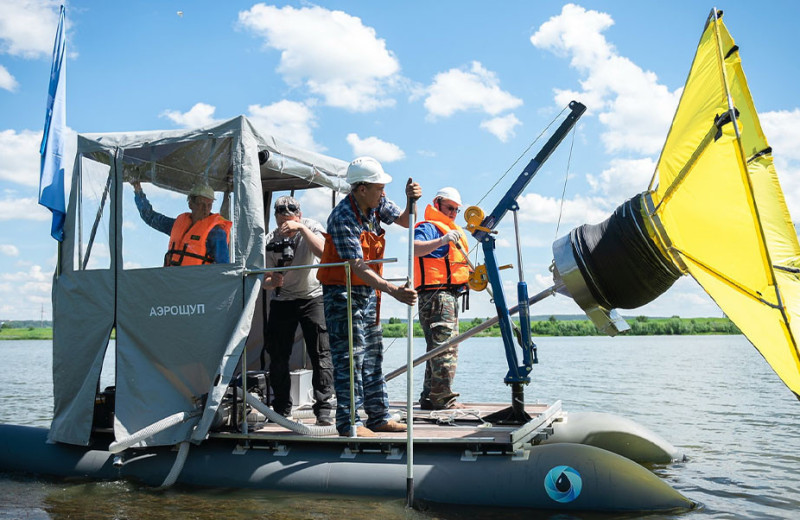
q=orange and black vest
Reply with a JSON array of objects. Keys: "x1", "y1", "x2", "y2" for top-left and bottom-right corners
[
  {"x1": 165, "y1": 213, "x2": 232, "y2": 266},
  {"x1": 414, "y1": 204, "x2": 470, "y2": 291},
  {"x1": 317, "y1": 194, "x2": 385, "y2": 286}
]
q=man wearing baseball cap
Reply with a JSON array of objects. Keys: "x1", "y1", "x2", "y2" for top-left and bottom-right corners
[
  {"x1": 317, "y1": 156, "x2": 421, "y2": 437},
  {"x1": 131, "y1": 180, "x2": 231, "y2": 266}
]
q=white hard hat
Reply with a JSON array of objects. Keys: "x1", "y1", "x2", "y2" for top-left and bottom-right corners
[
  {"x1": 188, "y1": 183, "x2": 215, "y2": 201},
  {"x1": 346, "y1": 156, "x2": 393, "y2": 185},
  {"x1": 435, "y1": 187, "x2": 462, "y2": 206}
]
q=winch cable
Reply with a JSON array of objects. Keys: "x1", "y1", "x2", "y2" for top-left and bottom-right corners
[
  {"x1": 554, "y1": 124, "x2": 578, "y2": 241},
  {"x1": 475, "y1": 105, "x2": 569, "y2": 207}
]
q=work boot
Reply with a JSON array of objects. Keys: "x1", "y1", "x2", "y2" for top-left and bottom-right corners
[
  {"x1": 371, "y1": 419, "x2": 407, "y2": 433},
  {"x1": 339, "y1": 425, "x2": 377, "y2": 437},
  {"x1": 315, "y1": 415, "x2": 334, "y2": 427}
]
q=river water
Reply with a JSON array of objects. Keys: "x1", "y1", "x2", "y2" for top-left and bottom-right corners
[{"x1": 1, "y1": 335, "x2": 798, "y2": 519}]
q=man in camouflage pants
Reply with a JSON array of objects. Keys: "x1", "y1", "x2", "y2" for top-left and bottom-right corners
[{"x1": 413, "y1": 187, "x2": 470, "y2": 410}]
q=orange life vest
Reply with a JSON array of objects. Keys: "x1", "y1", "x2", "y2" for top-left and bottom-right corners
[
  {"x1": 317, "y1": 195, "x2": 385, "y2": 286},
  {"x1": 414, "y1": 204, "x2": 470, "y2": 291},
  {"x1": 165, "y1": 213, "x2": 232, "y2": 266}
]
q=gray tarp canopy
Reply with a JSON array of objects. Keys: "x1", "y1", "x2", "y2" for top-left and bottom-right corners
[{"x1": 49, "y1": 116, "x2": 349, "y2": 446}]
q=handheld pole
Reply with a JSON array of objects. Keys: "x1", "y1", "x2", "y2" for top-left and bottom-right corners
[{"x1": 405, "y1": 178, "x2": 416, "y2": 508}]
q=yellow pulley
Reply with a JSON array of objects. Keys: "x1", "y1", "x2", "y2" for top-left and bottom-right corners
[
  {"x1": 463, "y1": 205, "x2": 490, "y2": 233},
  {"x1": 468, "y1": 263, "x2": 514, "y2": 292},
  {"x1": 469, "y1": 264, "x2": 488, "y2": 292}
]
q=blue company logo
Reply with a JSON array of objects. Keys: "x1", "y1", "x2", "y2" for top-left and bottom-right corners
[{"x1": 544, "y1": 465, "x2": 583, "y2": 503}]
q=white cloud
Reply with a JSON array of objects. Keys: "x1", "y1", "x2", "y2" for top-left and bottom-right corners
[
  {"x1": 531, "y1": 3, "x2": 679, "y2": 155},
  {"x1": 480, "y1": 113, "x2": 521, "y2": 142},
  {"x1": 346, "y1": 133, "x2": 405, "y2": 163},
  {"x1": 0, "y1": 63, "x2": 17, "y2": 91},
  {"x1": 0, "y1": 244, "x2": 19, "y2": 256},
  {"x1": 586, "y1": 157, "x2": 655, "y2": 199},
  {"x1": 761, "y1": 109, "x2": 800, "y2": 163},
  {"x1": 0, "y1": 0, "x2": 62, "y2": 58},
  {"x1": 0, "y1": 196, "x2": 49, "y2": 221},
  {"x1": 239, "y1": 4, "x2": 400, "y2": 112},
  {"x1": 1, "y1": 263, "x2": 48, "y2": 282},
  {"x1": 295, "y1": 187, "x2": 336, "y2": 227},
  {"x1": 424, "y1": 61, "x2": 522, "y2": 119},
  {"x1": 758, "y1": 110, "x2": 800, "y2": 219},
  {"x1": 160, "y1": 102, "x2": 216, "y2": 128},
  {"x1": 0, "y1": 264, "x2": 52, "y2": 319},
  {"x1": 517, "y1": 191, "x2": 610, "y2": 226},
  {"x1": 247, "y1": 100, "x2": 322, "y2": 151},
  {"x1": 0, "y1": 129, "x2": 41, "y2": 186}
]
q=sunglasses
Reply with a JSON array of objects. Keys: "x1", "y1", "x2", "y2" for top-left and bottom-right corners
[
  {"x1": 439, "y1": 202, "x2": 460, "y2": 214},
  {"x1": 275, "y1": 203, "x2": 299, "y2": 213}
]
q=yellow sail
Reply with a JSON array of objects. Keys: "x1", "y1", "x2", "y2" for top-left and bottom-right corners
[{"x1": 647, "y1": 10, "x2": 800, "y2": 398}]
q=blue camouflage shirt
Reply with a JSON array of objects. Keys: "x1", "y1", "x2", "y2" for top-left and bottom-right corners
[{"x1": 326, "y1": 193, "x2": 400, "y2": 295}]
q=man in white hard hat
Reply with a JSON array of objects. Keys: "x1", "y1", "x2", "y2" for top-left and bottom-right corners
[
  {"x1": 317, "y1": 156, "x2": 421, "y2": 437},
  {"x1": 413, "y1": 187, "x2": 470, "y2": 409},
  {"x1": 131, "y1": 180, "x2": 232, "y2": 265}
]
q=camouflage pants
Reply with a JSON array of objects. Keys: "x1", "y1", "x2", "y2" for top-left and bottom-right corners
[
  {"x1": 418, "y1": 289, "x2": 460, "y2": 409},
  {"x1": 323, "y1": 286, "x2": 391, "y2": 435}
]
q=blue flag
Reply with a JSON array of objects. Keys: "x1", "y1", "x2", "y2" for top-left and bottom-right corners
[{"x1": 39, "y1": 5, "x2": 67, "y2": 242}]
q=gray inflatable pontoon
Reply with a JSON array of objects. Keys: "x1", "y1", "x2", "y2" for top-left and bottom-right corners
[{"x1": 0, "y1": 410, "x2": 693, "y2": 512}]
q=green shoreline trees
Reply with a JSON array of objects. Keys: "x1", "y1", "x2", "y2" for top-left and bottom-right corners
[
  {"x1": 382, "y1": 315, "x2": 740, "y2": 338},
  {"x1": 1, "y1": 316, "x2": 741, "y2": 340}
]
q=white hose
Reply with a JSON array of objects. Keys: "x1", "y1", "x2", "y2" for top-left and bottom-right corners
[
  {"x1": 245, "y1": 393, "x2": 337, "y2": 437},
  {"x1": 109, "y1": 410, "x2": 199, "y2": 454},
  {"x1": 159, "y1": 441, "x2": 190, "y2": 489}
]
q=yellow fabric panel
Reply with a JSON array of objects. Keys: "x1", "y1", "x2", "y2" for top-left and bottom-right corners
[
  {"x1": 652, "y1": 14, "x2": 800, "y2": 396},
  {"x1": 690, "y1": 264, "x2": 800, "y2": 395},
  {"x1": 653, "y1": 19, "x2": 727, "y2": 193}
]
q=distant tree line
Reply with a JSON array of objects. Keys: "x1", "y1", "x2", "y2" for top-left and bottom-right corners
[
  {"x1": 382, "y1": 315, "x2": 741, "y2": 338},
  {"x1": 0, "y1": 320, "x2": 52, "y2": 329}
]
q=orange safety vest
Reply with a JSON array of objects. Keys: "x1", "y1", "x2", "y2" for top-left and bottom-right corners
[
  {"x1": 414, "y1": 204, "x2": 470, "y2": 291},
  {"x1": 317, "y1": 195, "x2": 385, "y2": 286},
  {"x1": 165, "y1": 213, "x2": 232, "y2": 266}
]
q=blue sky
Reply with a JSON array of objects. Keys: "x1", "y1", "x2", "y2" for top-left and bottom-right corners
[{"x1": 2, "y1": 1, "x2": 800, "y2": 322}]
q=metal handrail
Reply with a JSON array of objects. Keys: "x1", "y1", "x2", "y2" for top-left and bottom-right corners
[{"x1": 243, "y1": 257, "x2": 397, "y2": 438}]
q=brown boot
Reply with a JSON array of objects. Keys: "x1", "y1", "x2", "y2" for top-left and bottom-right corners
[
  {"x1": 339, "y1": 425, "x2": 377, "y2": 438},
  {"x1": 371, "y1": 419, "x2": 407, "y2": 433}
]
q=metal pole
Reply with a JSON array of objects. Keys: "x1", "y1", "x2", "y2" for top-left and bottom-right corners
[
  {"x1": 346, "y1": 263, "x2": 356, "y2": 437},
  {"x1": 405, "y1": 184, "x2": 416, "y2": 508},
  {"x1": 385, "y1": 283, "x2": 562, "y2": 382}
]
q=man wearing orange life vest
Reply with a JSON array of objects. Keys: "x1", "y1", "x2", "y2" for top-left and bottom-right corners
[
  {"x1": 131, "y1": 181, "x2": 231, "y2": 266},
  {"x1": 413, "y1": 187, "x2": 470, "y2": 410},
  {"x1": 316, "y1": 156, "x2": 420, "y2": 437}
]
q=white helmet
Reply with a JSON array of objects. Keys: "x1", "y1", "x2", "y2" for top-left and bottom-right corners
[
  {"x1": 346, "y1": 156, "x2": 393, "y2": 185},
  {"x1": 435, "y1": 187, "x2": 462, "y2": 206}
]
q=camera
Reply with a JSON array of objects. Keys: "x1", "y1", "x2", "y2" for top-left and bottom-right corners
[
  {"x1": 266, "y1": 238, "x2": 295, "y2": 265},
  {"x1": 266, "y1": 238, "x2": 296, "y2": 296}
]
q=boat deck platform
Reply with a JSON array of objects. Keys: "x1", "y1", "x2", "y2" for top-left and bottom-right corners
[{"x1": 209, "y1": 400, "x2": 563, "y2": 452}]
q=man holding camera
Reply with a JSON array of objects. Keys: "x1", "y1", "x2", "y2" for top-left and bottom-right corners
[{"x1": 263, "y1": 196, "x2": 334, "y2": 426}]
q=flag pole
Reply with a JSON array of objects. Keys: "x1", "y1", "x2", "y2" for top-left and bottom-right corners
[{"x1": 39, "y1": 4, "x2": 67, "y2": 242}]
